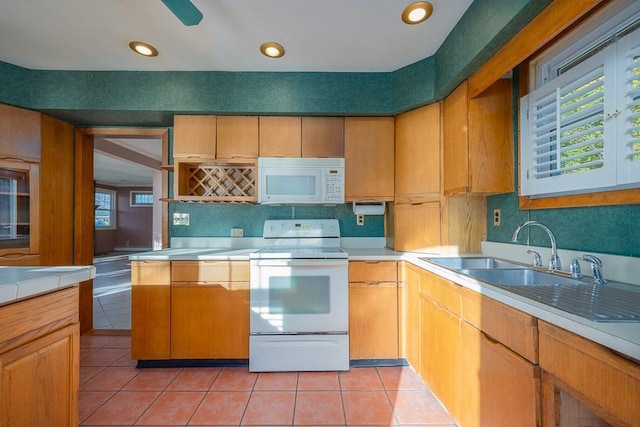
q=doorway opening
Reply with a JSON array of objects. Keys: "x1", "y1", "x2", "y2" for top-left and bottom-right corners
[{"x1": 75, "y1": 128, "x2": 169, "y2": 333}]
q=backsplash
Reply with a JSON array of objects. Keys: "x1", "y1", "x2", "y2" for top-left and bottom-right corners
[
  {"x1": 169, "y1": 203, "x2": 384, "y2": 238},
  {"x1": 486, "y1": 192, "x2": 640, "y2": 257}
]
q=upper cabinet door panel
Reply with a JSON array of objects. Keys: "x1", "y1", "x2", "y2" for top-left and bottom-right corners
[
  {"x1": 216, "y1": 116, "x2": 259, "y2": 159},
  {"x1": 301, "y1": 117, "x2": 344, "y2": 158},
  {"x1": 173, "y1": 115, "x2": 217, "y2": 158},
  {"x1": 0, "y1": 104, "x2": 41, "y2": 162},
  {"x1": 442, "y1": 80, "x2": 513, "y2": 195},
  {"x1": 443, "y1": 82, "x2": 470, "y2": 195},
  {"x1": 344, "y1": 117, "x2": 395, "y2": 201},
  {"x1": 259, "y1": 117, "x2": 302, "y2": 157},
  {"x1": 395, "y1": 103, "x2": 441, "y2": 200}
]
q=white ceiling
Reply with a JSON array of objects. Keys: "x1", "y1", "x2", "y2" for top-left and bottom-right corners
[
  {"x1": 0, "y1": 0, "x2": 473, "y2": 72},
  {"x1": 0, "y1": 0, "x2": 473, "y2": 186}
]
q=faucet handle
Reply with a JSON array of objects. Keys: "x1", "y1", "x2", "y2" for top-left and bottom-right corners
[
  {"x1": 582, "y1": 254, "x2": 606, "y2": 284},
  {"x1": 527, "y1": 250, "x2": 542, "y2": 268},
  {"x1": 570, "y1": 257, "x2": 583, "y2": 279}
]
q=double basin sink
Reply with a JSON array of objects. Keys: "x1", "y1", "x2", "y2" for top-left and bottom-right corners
[{"x1": 422, "y1": 256, "x2": 640, "y2": 323}]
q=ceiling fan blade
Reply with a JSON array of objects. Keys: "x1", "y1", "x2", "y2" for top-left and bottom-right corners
[{"x1": 161, "y1": 0, "x2": 203, "y2": 26}]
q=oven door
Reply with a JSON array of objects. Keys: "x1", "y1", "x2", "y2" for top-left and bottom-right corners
[{"x1": 250, "y1": 258, "x2": 348, "y2": 334}]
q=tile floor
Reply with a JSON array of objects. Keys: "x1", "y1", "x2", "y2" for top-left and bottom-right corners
[
  {"x1": 93, "y1": 255, "x2": 133, "y2": 330},
  {"x1": 80, "y1": 335, "x2": 458, "y2": 426}
]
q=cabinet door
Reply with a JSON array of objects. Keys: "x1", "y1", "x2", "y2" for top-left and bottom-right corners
[
  {"x1": 468, "y1": 78, "x2": 513, "y2": 194},
  {"x1": 259, "y1": 116, "x2": 302, "y2": 157},
  {"x1": 0, "y1": 104, "x2": 41, "y2": 162},
  {"x1": 443, "y1": 80, "x2": 513, "y2": 195},
  {"x1": 0, "y1": 324, "x2": 79, "y2": 427},
  {"x1": 395, "y1": 103, "x2": 441, "y2": 200},
  {"x1": 349, "y1": 282, "x2": 398, "y2": 358},
  {"x1": 420, "y1": 293, "x2": 461, "y2": 422},
  {"x1": 301, "y1": 117, "x2": 344, "y2": 158},
  {"x1": 402, "y1": 262, "x2": 422, "y2": 371},
  {"x1": 131, "y1": 261, "x2": 171, "y2": 359},
  {"x1": 393, "y1": 201, "x2": 441, "y2": 252},
  {"x1": 539, "y1": 321, "x2": 640, "y2": 426},
  {"x1": 216, "y1": 116, "x2": 259, "y2": 159},
  {"x1": 173, "y1": 115, "x2": 217, "y2": 158},
  {"x1": 442, "y1": 81, "x2": 470, "y2": 195},
  {"x1": 461, "y1": 321, "x2": 540, "y2": 427},
  {"x1": 349, "y1": 261, "x2": 398, "y2": 359},
  {"x1": 344, "y1": 117, "x2": 395, "y2": 201},
  {"x1": 171, "y1": 283, "x2": 249, "y2": 359}
]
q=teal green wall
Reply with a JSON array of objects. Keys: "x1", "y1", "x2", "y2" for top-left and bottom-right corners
[
  {"x1": 169, "y1": 203, "x2": 385, "y2": 238},
  {"x1": 485, "y1": 77, "x2": 640, "y2": 257},
  {"x1": 0, "y1": 0, "x2": 552, "y2": 126}
]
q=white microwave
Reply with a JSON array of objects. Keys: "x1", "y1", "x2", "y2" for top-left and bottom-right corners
[{"x1": 258, "y1": 157, "x2": 345, "y2": 204}]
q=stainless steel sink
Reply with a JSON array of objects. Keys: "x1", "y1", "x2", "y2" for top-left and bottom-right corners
[
  {"x1": 422, "y1": 256, "x2": 526, "y2": 270},
  {"x1": 459, "y1": 268, "x2": 584, "y2": 286},
  {"x1": 460, "y1": 268, "x2": 640, "y2": 323}
]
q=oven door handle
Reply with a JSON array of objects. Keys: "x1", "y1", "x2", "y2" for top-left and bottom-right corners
[{"x1": 251, "y1": 259, "x2": 347, "y2": 268}]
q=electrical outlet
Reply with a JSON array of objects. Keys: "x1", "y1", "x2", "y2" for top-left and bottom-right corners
[
  {"x1": 493, "y1": 209, "x2": 501, "y2": 227},
  {"x1": 173, "y1": 212, "x2": 189, "y2": 226},
  {"x1": 356, "y1": 214, "x2": 365, "y2": 226},
  {"x1": 230, "y1": 227, "x2": 244, "y2": 237}
]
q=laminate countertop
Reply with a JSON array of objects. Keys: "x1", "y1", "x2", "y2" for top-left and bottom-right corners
[{"x1": 0, "y1": 266, "x2": 96, "y2": 306}]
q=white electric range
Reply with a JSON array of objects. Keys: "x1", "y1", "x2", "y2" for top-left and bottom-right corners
[{"x1": 249, "y1": 219, "x2": 349, "y2": 372}]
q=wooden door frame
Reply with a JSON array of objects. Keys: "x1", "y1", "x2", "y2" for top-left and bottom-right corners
[{"x1": 75, "y1": 127, "x2": 169, "y2": 333}]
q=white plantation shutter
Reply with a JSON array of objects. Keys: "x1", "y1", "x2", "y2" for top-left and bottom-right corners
[
  {"x1": 520, "y1": 47, "x2": 616, "y2": 196},
  {"x1": 617, "y1": 28, "x2": 640, "y2": 184}
]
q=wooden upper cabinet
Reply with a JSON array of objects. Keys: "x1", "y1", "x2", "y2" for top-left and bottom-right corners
[
  {"x1": 395, "y1": 103, "x2": 441, "y2": 201},
  {"x1": 216, "y1": 116, "x2": 259, "y2": 159},
  {"x1": 344, "y1": 117, "x2": 395, "y2": 201},
  {"x1": 301, "y1": 117, "x2": 344, "y2": 158},
  {"x1": 0, "y1": 104, "x2": 41, "y2": 162},
  {"x1": 442, "y1": 79, "x2": 513, "y2": 195},
  {"x1": 173, "y1": 115, "x2": 217, "y2": 158},
  {"x1": 259, "y1": 116, "x2": 302, "y2": 157}
]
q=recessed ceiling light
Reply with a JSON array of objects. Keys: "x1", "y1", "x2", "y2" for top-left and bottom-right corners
[
  {"x1": 402, "y1": 1, "x2": 433, "y2": 25},
  {"x1": 260, "y1": 42, "x2": 285, "y2": 58},
  {"x1": 129, "y1": 41, "x2": 158, "y2": 57}
]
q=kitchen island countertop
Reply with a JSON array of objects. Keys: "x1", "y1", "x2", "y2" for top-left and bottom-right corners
[{"x1": 0, "y1": 265, "x2": 96, "y2": 305}]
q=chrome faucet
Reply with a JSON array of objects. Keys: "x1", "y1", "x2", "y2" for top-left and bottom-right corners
[
  {"x1": 512, "y1": 221, "x2": 561, "y2": 271},
  {"x1": 571, "y1": 254, "x2": 606, "y2": 284}
]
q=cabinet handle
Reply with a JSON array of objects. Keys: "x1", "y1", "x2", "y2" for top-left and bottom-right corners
[{"x1": 0, "y1": 156, "x2": 28, "y2": 163}]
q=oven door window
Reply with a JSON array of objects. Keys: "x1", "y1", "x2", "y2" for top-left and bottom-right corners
[{"x1": 268, "y1": 275, "x2": 330, "y2": 314}]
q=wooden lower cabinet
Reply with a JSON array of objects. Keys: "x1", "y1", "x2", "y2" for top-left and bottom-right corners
[
  {"x1": 460, "y1": 321, "x2": 540, "y2": 427},
  {"x1": 401, "y1": 261, "x2": 422, "y2": 371},
  {"x1": 420, "y1": 292, "x2": 462, "y2": 421},
  {"x1": 170, "y1": 261, "x2": 250, "y2": 359},
  {"x1": 349, "y1": 261, "x2": 398, "y2": 359},
  {"x1": 131, "y1": 261, "x2": 171, "y2": 360},
  {"x1": 0, "y1": 286, "x2": 79, "y2": 426},
  {"x1": 539, "y1": 321, "x2": 640, "y2": 426}
]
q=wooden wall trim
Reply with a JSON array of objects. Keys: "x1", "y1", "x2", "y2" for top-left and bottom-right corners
[
  {"x1": 519, "y1": 188, "x2": 640, "y2": 210},
  {"x1": 467, "y1": 0, "x2": 607, "y2": 98}
]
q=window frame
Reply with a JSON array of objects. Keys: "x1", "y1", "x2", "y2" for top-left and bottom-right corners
[
  {"x1": 129, "y1": 190, "x2": 154, "y2": 207},
  {"x1": 518, "y1": 2, "x2": 640, "y2": 204},
  {"x1": 95, "y1": 188, "x2": 117, "y2": 230}
]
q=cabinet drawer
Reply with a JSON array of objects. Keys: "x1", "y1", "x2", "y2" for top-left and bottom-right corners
[
  {"x1": 131, "y1": 261, "x2": 171, "y2": 285},
  {"x1": 539, "y1": 321, "x2": 640, "y2": 426},
  {"x1": 461, "y1": 287, "x2": 538, "y2": 363},
  {"x1": 171, "y1": 261, "x2": 250, "y2": 283},
  {"x1": 420, "y1": 270, "x2": 461, "y2": 317},
  {"x1": 349, "y1": 261, "x2": 397, "y2": 282}
]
